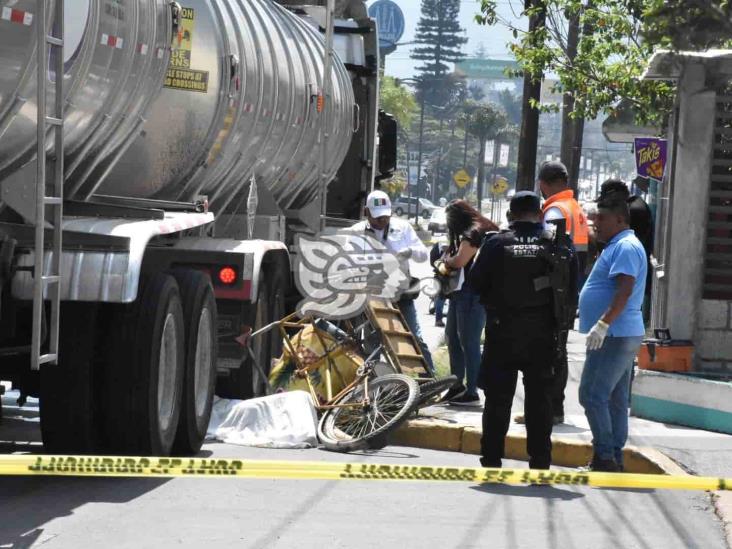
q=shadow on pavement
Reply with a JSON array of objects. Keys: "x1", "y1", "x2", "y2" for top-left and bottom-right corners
[
  {"x1": 470, "y1": 483, "x2": 585, "y2": 500},
  {"x1": 0, "y1": 476, "x2": 170, "y2": 548}
]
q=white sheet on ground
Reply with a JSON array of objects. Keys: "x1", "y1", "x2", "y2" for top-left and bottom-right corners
[{"x1": 207, "y1": 391, "x2": 319, "y2": 448}]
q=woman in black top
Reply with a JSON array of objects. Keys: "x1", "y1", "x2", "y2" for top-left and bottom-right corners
[{"x1": 438, "y1": 200, "x2": 498, "y2": 405}]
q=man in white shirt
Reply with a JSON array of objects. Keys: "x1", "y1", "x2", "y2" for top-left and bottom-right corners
[{"x1": 350, "y1": 190, "x2": 434, "y2": 372}]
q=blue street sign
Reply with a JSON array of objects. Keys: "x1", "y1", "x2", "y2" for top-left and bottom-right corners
[{"x1": 368, "y1": 0, "x2": 405, "y2": 49}]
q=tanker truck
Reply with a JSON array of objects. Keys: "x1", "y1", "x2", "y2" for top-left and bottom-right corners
[{"x1": 0, "y1": 0, "x2": 395, "y2": 456}]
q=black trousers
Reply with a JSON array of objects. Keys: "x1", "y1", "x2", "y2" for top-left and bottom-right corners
[
  {"x1": 478, "y1": 316, "x2": 555, "y2": 469},
  {"x1": 481, "y1": 364, "x2": 554, "y2": 469}
]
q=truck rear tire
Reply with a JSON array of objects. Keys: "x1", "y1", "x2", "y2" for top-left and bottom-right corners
[
  {"x1": 170, "y1": 269, "x2": 217, "y2": 455},
  {"x1": 216, "y1": 261, "x2": 286, "y2": 399},
  {"x1": 40, "y1": 303, "x2": 102, "y2": 454},
  {"x1": 99, "y1": 272, "x2": 185, "y2": 456}
]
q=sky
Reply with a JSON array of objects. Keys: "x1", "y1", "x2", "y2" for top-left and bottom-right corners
[{"x1": 367, "y1": 0, "x2": 527, "y2": 80}]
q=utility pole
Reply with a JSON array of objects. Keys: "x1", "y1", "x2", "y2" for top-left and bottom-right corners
[
  {"x1": 414, "y1": 87, "x2": 427, "y2": 222},
  {"x1": 432, "y1": 116, "x2": 445, "y2": 202},
  {"x1": 477, "y1": 138, "x2": 486, "y2": 212},
  {"x1": 515, "y1": 0, "x2": 547, "y2": 191}
]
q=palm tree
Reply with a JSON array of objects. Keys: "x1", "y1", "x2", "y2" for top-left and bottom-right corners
[{"x1": 463, "y1": 104, "x2": 510, "y2": 211}]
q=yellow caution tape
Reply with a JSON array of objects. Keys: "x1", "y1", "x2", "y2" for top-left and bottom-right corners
[{"x1": 0, "y1": 455, "x2": 729, "y2": 491}]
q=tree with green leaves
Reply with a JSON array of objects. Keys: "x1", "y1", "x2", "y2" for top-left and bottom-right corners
[
  {"x1": 379, "y1": 76, "x2": 417, "y2": 129},
  {"x1": 643, "y1": 1, "x2": 732, "y2": 50},
  {"x1": 477, "y1": 0, "x2": 678, "y2": 126},
  {"x1": 463, "y1": 104, "x2": 511, "y2": 209},
  {"x1": 412, "y1": 0, "x2": 468, "y2": 106}
]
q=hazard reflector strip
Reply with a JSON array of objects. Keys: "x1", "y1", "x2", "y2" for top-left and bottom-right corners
[
  {"x1": 1, "y1": 7, "x2": 33, "y2": 25},
  {"x1": 101, "y1": 33, "x2": 124, "y2": 49},
  {"x1": 0, "y1": 455, "x2": 730, "y2": 492}
]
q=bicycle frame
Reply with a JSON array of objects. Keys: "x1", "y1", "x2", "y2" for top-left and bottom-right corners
[{"x1": 266, "y1": 315, "x2": 382, "y2": 413}]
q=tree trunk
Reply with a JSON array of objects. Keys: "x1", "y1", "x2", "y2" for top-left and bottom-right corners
[
  {"x1": 560, "y1": 10, "x2": 580, "y2": 192},
  {"x1": 477, "y1": 138, "x2": 486, "y2": 212},
  {"x1": 515, "y1": 5, "x2": 546, "y2": 191}
]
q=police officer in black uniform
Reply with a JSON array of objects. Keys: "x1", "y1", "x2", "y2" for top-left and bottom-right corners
[{"x1": 466, "y1": 191, "x2": 576, "y2": 469}]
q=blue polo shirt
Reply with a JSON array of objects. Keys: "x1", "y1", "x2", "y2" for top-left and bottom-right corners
[{"x1": 579, "y1": 229, "x2": 647, "y2": 337}]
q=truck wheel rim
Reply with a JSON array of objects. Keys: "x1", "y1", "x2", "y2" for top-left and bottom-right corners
[
  {"x1": 158, "y1": 313, "x2": 179, "y2": 432},
  {"x1": 194, "y1": 307, "x2": 213, "y2": 416}
]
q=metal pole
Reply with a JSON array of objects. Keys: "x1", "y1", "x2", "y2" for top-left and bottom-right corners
[
  {"x1": 433, "y1": 116, "x2": 444, "y2": 203},
  {"x1": 405, "y1": 137, "x2": 411, "y2": 193},
  {"x1": 319, "y1": 0, "x2": 335, "y2": 232},
  {"x1": 414, "y1": 89, "x2": 426, "y2": 222}
]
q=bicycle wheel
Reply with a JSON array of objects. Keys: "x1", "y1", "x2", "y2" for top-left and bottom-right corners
[
  {"x1": 416, "y1": 375, "x2": 459, "y2": 408},
  {"x1": 317, "y1": 374, "x2": 420, "y2": 452}
]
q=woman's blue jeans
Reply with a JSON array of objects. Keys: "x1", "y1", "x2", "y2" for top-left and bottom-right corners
[
  {"x1": 446, "y1": 289, "x2": 486, "y2": 397},
  {"x1": 579, "y1": 335, "x2": 643, "y2": 465}
]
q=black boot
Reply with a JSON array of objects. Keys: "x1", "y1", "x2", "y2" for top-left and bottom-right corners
[{"x1": 583, "y1": 455, "x2": 620, "y2": 472}]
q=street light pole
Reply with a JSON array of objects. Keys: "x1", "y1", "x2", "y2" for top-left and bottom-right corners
[{"x1": 414, "y1": 88, "x2": 426, "y2": 223}]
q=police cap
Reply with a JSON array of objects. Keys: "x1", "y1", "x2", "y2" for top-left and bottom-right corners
[{"x1": 510, "y1": 191, "x2": 542, "y2": 215}]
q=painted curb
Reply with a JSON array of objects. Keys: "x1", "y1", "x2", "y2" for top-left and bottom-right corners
[
  {"x1": 394, "y1": 419, "x2": 668, "y2": 474},
  {"x1": 394, "y1": 418, "x2": 732, "y2": 548}
]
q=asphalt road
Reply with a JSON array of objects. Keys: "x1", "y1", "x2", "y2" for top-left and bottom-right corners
[{"x1": 0, "y1": 392, "x2": 727, "y2": 549}]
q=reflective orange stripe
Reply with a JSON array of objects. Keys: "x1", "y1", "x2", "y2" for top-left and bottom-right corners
[{"x1": 542, "y1": 189, "x2": 588, "y2": 250}]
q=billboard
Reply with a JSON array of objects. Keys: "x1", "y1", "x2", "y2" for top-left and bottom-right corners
[{"x1": 454, "y1": 58, "x2": 520, "y2": 80}]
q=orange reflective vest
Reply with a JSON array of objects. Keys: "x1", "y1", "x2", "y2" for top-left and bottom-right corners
[{"x1": 542, "y1": 189, "x2": 589, "y2": 252}]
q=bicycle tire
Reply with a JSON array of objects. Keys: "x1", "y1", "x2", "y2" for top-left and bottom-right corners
[
  {"x1": 416, "y1": 375, "x2": 459, "y2": 408},
  {"x1": 317, "y1": 374, "x2": 420, "y2": 453}
]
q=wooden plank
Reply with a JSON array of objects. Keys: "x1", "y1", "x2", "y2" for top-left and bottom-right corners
[{"x1": 363, "y1": 298, "x2": 431, "y2": 377}]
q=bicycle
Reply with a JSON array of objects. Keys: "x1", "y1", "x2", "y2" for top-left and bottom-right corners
[
  {"x1": 341, "y1": 305, "x2": 459, "y2": 410},
  {"x1": 243, "y1": 314, "x2": 421, "y2": 453}
]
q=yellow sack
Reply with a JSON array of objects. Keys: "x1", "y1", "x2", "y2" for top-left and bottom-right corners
[{"x1": 269, "y1": 324, "x2": 363, "y2": 405}]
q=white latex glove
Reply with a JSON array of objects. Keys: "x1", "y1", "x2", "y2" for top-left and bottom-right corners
[{"x1": 586, "y1": 320, "x2": 609, "y2": 351}]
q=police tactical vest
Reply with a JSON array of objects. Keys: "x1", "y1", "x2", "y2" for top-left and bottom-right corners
[{"x1": 487, "y1": 230, "x2": 554, "y2": 312}]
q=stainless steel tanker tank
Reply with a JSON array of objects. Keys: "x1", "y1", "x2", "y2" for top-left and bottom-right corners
[{"x1": 0, "y1": 0, "x2": 355, "y2": 217}]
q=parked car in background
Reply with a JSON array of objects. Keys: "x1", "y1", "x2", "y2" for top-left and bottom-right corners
[
  {"x1": 392, "y1": 196, "x2": 438, "y2": 218},
  {"x1": 428, "y1": 208, "x2": 447, "y2": 234}
]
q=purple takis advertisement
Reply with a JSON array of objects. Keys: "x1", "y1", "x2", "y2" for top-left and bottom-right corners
[{"x1": 634, "y1": 138, "x2": 667, "y2": 180}]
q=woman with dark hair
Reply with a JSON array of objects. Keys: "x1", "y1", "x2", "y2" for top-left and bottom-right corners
[{"x1": 437, "y1": 200, "x2": 499, "y2": 405}]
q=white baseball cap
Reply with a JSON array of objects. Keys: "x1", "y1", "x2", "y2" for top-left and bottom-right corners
[{"x1": 365, "y1": 190, "x2": 392, "y2": 218}]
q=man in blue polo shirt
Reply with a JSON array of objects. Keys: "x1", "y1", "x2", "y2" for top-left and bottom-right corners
[{"x1": 578, "y1": 196, "x2": 647, "y2": 472}]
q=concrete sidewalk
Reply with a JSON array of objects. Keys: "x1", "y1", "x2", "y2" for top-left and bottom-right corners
[
  {"x1": 407, "y1": 258, "x2": 732, "y2": 543},
  {"x1": 409, "y1": 256, "x2": 732, "y2": 475}
]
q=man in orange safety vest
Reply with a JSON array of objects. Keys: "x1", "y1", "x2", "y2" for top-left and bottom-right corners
[{"x1": 539, "y1": 161, "x2": 586, "y2": 425}]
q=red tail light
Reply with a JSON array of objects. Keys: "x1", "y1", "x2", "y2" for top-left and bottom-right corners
[{"x1": 218, "y1": 266, "x2": 237, "y2": 285}]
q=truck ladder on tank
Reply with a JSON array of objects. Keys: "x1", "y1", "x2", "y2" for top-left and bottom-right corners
[{"x1": 31, "y1": 0, "x2": 65, "y2": 370}]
